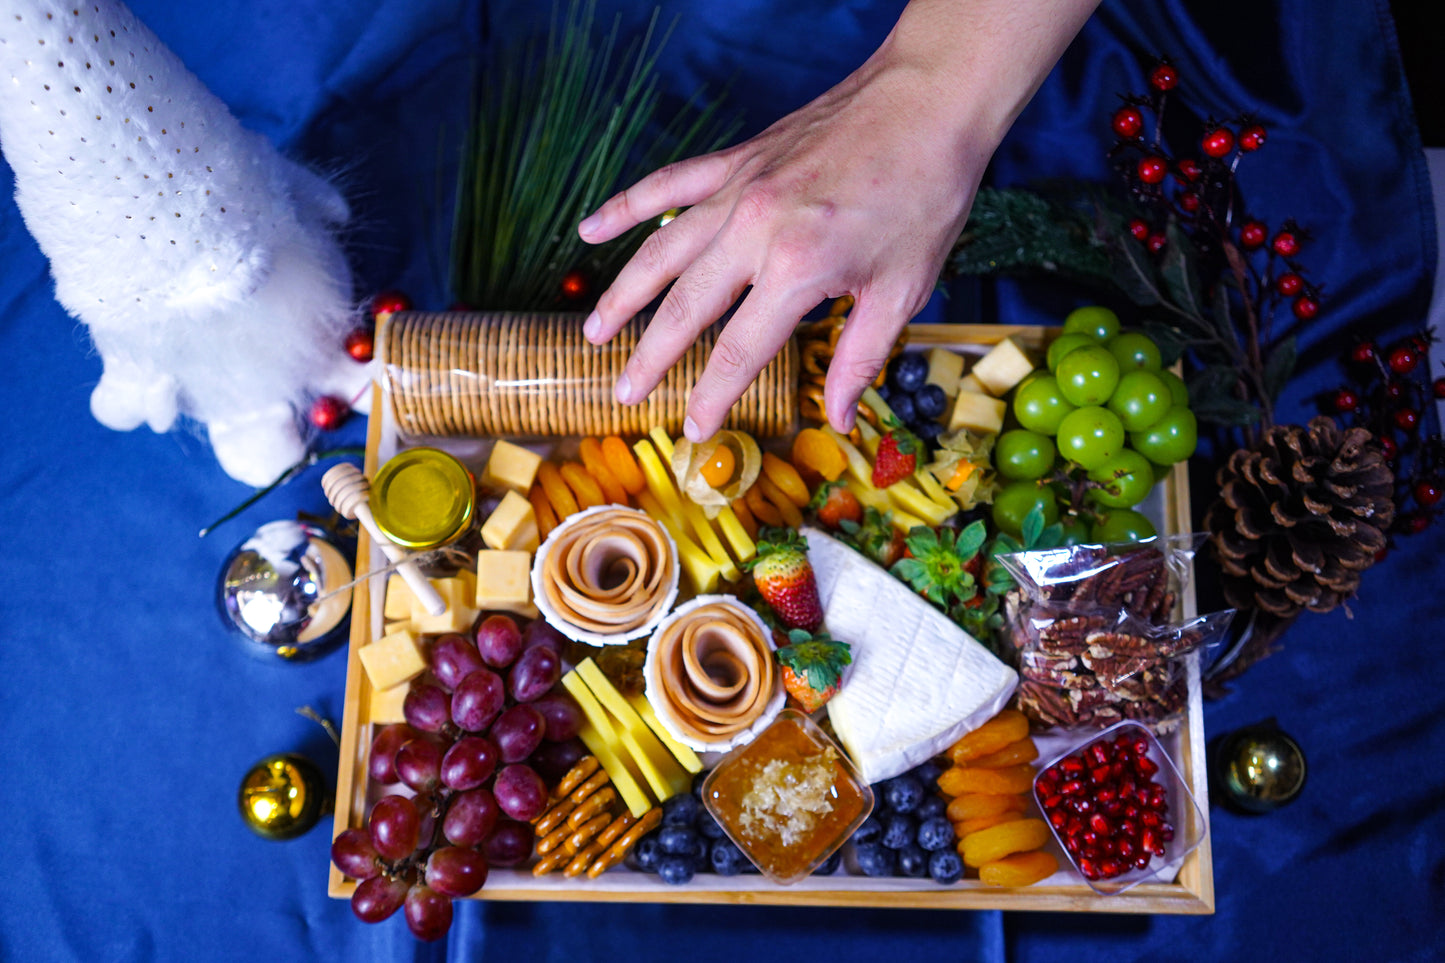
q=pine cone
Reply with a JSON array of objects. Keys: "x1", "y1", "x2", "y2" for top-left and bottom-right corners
[{"x1": 1205, "y1": 416, "x2": 1395, "y2": 618}]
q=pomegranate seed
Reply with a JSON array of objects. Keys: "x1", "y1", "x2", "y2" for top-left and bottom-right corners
[
  {"x1": 1066, "y1": 816, "x2": 1084, "y2": 837},
  {"x1": 1160, "y1": 823, "x2": 1175, "y2": 842},
  {"x1": 1100, "y1": 858, "x2": 1124, "y2": 878},
  {"x1": 1140, "y1": 828, "x2": 1159, "y2": 854},
  {"x1": 1119, "y1": 778, "x2": 1137, "y2": 801},
  {"x1": 1131, "y1": 736, "x2": 1150, "y2": 756},
  {"x1": 1079, "y1": 858, "x2": 1100, "y2": 881},
  {"x1": 1061, "y1": 779, "x2": 1085, "y2": 796},
  {"x1": 1118, "y1": 818, "x2": 1139, "y2": 840},
  {"x1": 1103, "y1": 799, "x2": 1125, "y2": 817},
  {"x1": 1149, "y1": 785, "x2": 1168, "y2": 810},
  {"x1": 1141, "y1": 811, "x2": 1162, "y2": 828},
  {"x1": 1137, "y1": 756, "x2": 1159, "y2": 777},
  {"x1": 1089, "y1": 814, "x2": 1112, "y2": 836},
  {"x1": 1123, "y1": 805, "x2": 1140, "y2": 822},
  {"x1": 1080, "y1": 830, "x2": 1098, "y2": 849},
  {"x1": 1042, "y1": 794, "x2": 1064, "y2": 811},
  {"x1": 1089, "y1": 743, "x2": 1111, "y2": 767},
  {"x1": 1061, "y1": 757, "x2": 1085, "y2": 775},
  {"x1": 1097, "y1": 838, "x2": 1115, "y2": 857},
  {"x1": 1040, "y1": 764, "x2": 1063, "y2": 781},
  {"x1": 1072, "y1": 797, "x2": 1094, "y2": 815},
  {"x1": 1117, "y1": 838, "x2": 1136, "y2": 860},
  {"x1": 1134, "y1": 853, "x2": 1153, "y2": 871},
  {"x1": 1065, "y1": 835, "x2": 1083, "y2": 855},
  {"x1": 1090, "y1": 765, "x2": 1112, "y2": 785},
  {"x1": 1095, "y1": 788, "x2": 1115, "y2": 807},
  {"x1": 1049, "y1": 810, "x2": 1067, "y2": 830}
]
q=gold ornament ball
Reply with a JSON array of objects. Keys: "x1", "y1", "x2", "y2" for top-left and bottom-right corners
[
  {"x1": 1216, "y1": 724, "x2": 1307, "y2": 813},
  {"x1": 238, "y1": 753, "x2": 330, "y2": 840}
]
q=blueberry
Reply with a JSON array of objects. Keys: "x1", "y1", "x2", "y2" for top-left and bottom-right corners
[
  {"x1": 917, "y1": 816, "x2": 954, "y2": 852},
  {"x1": 910, "y1": 759, "x2": 945, "y2": 785},
  {"x1": 889, "y1": 353, "x2": 929, "y2": 394},
  {"x1": 658, "y1": 824, "x2": 700, "y2": 857},
  {"x1": 631, "y1": 835, "x2": 662, "y2": 873},
  {"x1": 881, "y1": 813, "x2": 915, "y2": 850},
  {"x1": 657, "y1": 854, "x2": 696, "y2": 886},
  {"x1": 877, "y1": 383, "x2": 894, "y2": 404},
  {"x1": 695, "y1": 810, "x2": 726, "y2": 840},
  {"x1": 663, "y1": 792, "x2": 702, "y2": 826},
  {"x1": 854, "y1": 841, "x2": 897, "y2": 878},
  {"x1": 889, "y1": 393, "x2": 917, "y2": 425},
  {"x1": 914, "y1": 420, "x2": 944, "y2": 445},
  {"x1": 852, "y1": 814, "x2": 884, "y2": 845},
  {"x1": 897, "y1": 844, "x2": 929, "y2": 878},
  {"x1": 815, "y1": 849, "x2": 843, "y2": 876},
  {"x1": 915, "y1": 794, "x2": 947, "y2": 822},
  {"x1": 710, "y1": 838, "x2": 747, "y2": 876},
  {"x1": 914, "y1": 384, "x2": 947, "y2": 420},
  {"x1": 884, "y1": 775, "x2": 925, "y2": 814},
  {"x1": 928, "y1": 849, "x2": 965, "y2": 885}
]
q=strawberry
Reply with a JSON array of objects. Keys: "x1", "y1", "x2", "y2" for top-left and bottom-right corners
[
  {"x1": 871, "y1": 417, "x2": 920, "y2": 488},
  {"x1": 776, "y1": 629, "x2": 851, "y2": 713},
  {"x1": 743, "y1": 527, "x2": 823, "y2": 631},
  {"x1": 838, "y1": 506, "x2": 906, "y2": 567},
  {"x1": 810, "y1": 480, "x2": 863, "y2": 531}
]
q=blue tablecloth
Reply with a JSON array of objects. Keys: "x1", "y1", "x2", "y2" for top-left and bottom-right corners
[{"x1": 2, "y1": 1, "x2": 1441, "y2": 960}]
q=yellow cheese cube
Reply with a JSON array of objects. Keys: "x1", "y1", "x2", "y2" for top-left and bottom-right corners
[
  {"x1": 481, "y1": 490, "x2": 539, "y2": 552},
  {"x1": 969, "y1": 337, "x2": 1035, "y2": 397},
  {"x1": 358, "y1": 629, "x2": 427, "y2": 691},
  {"x1": 575, "y1": 659, "x2": 691, "y2": 802},
  {"x1": 948, "y1": 390, "x2": 1007, "y2": 435},
  {"x1": 367, "y1": 682, "x2": 409, "y2": 724},
  {"x1": 480, "y1": 439, "x2": 543, "y2": 495},
  {"x1": 957, "y1": 373, "x2": 987, "y2": 396},
  {"x1": 561, "y1": 672, "x2": 653, "y2": 817},
  {"x1": 926, "y1": 348, "x2": 966, "y2": 398},
  {"x1": 383, "y1": 574, "x2": 415, "y2": 621},
  {"x1": 412, "y1": 577, "x2": 478, "y2": 635},
  {"x1": 384, "y1": 618, "x2": 417, "y2": 636},
  {"x1": 474, "y1": 550, "x2": 534, "y2": 615}
]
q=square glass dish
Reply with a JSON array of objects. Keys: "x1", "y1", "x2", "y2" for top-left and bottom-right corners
[
  {"x1": 1033, "y1": 721, "x2": 1206, "y2": 896},
  {"x1": 700, "y1": 709, "x2": 874, "y2": 885}
]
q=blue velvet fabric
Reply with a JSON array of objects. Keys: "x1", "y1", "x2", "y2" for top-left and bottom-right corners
[{"x1": 1, "y1": 1, "x2": 1440, "y2": 961}]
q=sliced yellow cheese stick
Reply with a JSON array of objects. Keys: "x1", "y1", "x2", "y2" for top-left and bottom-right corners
[
  {"x1": 575, "y1": 659, "x2": 691, "y2": 801},
  {"x1": 560, "y1": 672, "x2": 653, "y2": 817},
  {"x1": 634, "y1": 490, "x2": 723, "y2": 594},
  {"x1": 624, "y1": 692, "x2": 704, "y2": 774}
]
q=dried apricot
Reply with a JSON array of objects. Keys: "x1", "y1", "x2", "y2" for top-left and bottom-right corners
[
  {"x1": 601, "y1": 436, "x2": 647, "y2": 495},
  {"x1": 790, "y1": 427, "x2": 847, "y2": 483},
  {"x1": 948, "y1": 709, "x2": 1031, "y2": 764},
  {"x1": 945, "y1": 792, "x2": 1028, "y2": 823},
  {"x1": 536, "y1": 461, "x2": 580, "y2": 519},
  {"x1": 729, "y1": 497, "x2": 759, "y2": 540},
  {"x1": 969, "y1": 737, "x2": 1039, "y2": 770},
  {"x1": 578, "y1": 438, "x2": 630, "y2": 505},
  {"x1": 528, "y1": 483, "x2": 559, "y2": 538},
  {"x1": 937, "y1": 764, "x2": 1036, "y2": 797},
  {"x1": 744, "y1": 484, "x2": 785, "y2": 527},
  {"x1": 755, "y1": 476, "x2": 804, "y2": 528},
  {"x1": 955, "y1": 810, "x2": 1024, "y2": 838},
  {"x1": 960, "y1": 818, "x2": 1050, "y2": 868},
  {"x1": 560, "y1": 462, "x2": 605, "y2": 509},
  {"x1": 761, "y1": 453, "x2": 810, "y2": 507},
  {"x1": 978, "y1": 850, "x2": 1059, "y2": 887}
]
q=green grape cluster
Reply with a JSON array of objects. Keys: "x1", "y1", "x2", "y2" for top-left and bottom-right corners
[{"x1": 992, "y1": 306, "x2": 1197, "y2": 542}]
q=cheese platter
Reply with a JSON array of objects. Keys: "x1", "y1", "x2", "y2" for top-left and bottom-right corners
[{"x1": 327, "y1": 318, "x2": 1215, "y2": 919}]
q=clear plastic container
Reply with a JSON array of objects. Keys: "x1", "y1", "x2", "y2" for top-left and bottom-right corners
[{"x1": 1032, "y1": 720, "x2": 1206, "y2": 896}]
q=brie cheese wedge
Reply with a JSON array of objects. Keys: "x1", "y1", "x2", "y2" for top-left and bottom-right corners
[{"x1": 804, "y1": 527, "x2": 1018, "y2": 785}]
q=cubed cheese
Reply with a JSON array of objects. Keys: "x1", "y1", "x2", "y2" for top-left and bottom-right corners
[
  {"x1": 358, "y1": 628, "x2": 427, "y2": 691},
  {"x1": 481, "y1": 490, "x2": 540, "y2": 552},
  {"x1": 475, "y1": 550, "x2": 536, "y2": 615},
  {"x1": 948, "y1": 391, "x2": 1007, "y2": 435},
  {"x1": 383, "y1": 573, "x2": 415, "y2": 621},
  {"x1": 481, "y1": 439, "x2": 543, "y2": 495},
  {"x1": 925, "y1": 348, "x2": 966, "y2": 398},
  {"x1": 969, "y1": 337, "x2": 1035, "y2": 396},
  {"x1": 957, "y1": 373, "x2": 987, "y2": 396},
  {"x1": 412, "y1": 577, "x2": 477, "y2": 634},
  {"x1": 367, "y1": 682, "x2": 409, "y2": 724}
]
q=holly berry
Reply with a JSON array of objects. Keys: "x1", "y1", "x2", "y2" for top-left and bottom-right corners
[
  {"x1": 345, "y1": 327, "x2": 375, "y2": 363},
  {"x1": 1137, "y1": 156, "x2": 1167, "y2": 185},
  {"x1": 371, "y1": 290, "x2": 412, "y2": 322},
  {"x1": 1276, "y1": 272, "x2": 1304, "y2": 297},
  {"x1": 1149, "y1": 63, "x2": 1179, "y2": 91},
  {"x1": 1388, "y1": 346, "x2": 1420, "y2": 375},
  {"x1": 1113, "y1": 106, "x2": 1145, "y2": 139},
  {"x1": 1402, "y1": 512, "x2": 1432, "y2": 535},
  {"x1": 1378, "y1": 436, "x2": 1399, "y2": 460},
  {"x1": 1350, "y1": 342, "x2": 1378, "y2": 365},
  {"x1": 1332, "y1": 388, "x2": 1360, "y2": 413},
  {"x1": 1394, "y1": 407, "x2": 1420, "y2": 432},
  {"x1": 1201, "y1": 127, "x2": 1235, "y2": 158},
  {"x1": 1238, "y1": 124, "x2": 1267, "y2": 151},
  {"x1": 1239, "y1": 221, "x2": 1267, "y2": 248},
  {"x1": 1293, "y1": 296, "x2": 1319, "y2": 321},
  {"x1": 309, "y1": 396, "x2": 349, "y2": 431},
  {"x1": 1271, "y1": 231, "x2": 1300, "y2": 257},
  {"x1": 1385, "y1": 380, "x2": 1406, "y2": 401},
  {"x1": 1415, "y1": 480, "x2": 1443, "y2": 507},
  {"x1": 1176, "y1": 158, "x2": 1201, "y2": 182},
  {"x1": 1147, "y1": 233, "x2": 1167, "y2": 254},
  {"x1": 1128, "y1": 219, "x2": 1150, "y2": 241},
  {"x1": 559, "y1": 270, "x2": 589, "y2": 301},
  {"x1": 1177, "y1": 191, "x2": 1200, "y2": 213},
  {"x1": 1434, "y1": 377, "x2": 1445, "y2": 399}
]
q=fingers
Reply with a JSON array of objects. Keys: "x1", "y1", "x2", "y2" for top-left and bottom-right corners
[
  {"x1": 577, "y1": 152, "x2": 733, "y2": 244},
  {"x1": 824, "y1": 290, "x2": 915, "y2": 433}
]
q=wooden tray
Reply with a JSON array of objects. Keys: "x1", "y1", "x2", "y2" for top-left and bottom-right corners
[{"x1": 328, "y1": 324, "x2": 1214, "y2": 914}]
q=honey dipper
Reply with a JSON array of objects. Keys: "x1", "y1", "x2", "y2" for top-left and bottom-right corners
[{"x1": 321, "y1": 463, "x2": 446, "y2": 616}]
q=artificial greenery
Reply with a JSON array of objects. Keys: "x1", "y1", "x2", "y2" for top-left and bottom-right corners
[{"x1": 450, "y1": 0, "x2": 738, "y2": 310}]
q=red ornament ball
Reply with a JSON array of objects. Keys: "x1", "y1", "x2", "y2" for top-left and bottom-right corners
[
  {"x1": 1276, "y1": 272, "x2": 1304, "y2": 297},
  {"x1": 1403, "y1": 512, "x2": 1432, "y2": 535},
  {"x1": 1394, "y1": 407, "x2": 1420, "y2": 432},
  {"x1": 1433, "y1": 377, "x2": 1445, "y2": 399},
  {"x1": 1129, "y1": 218, "x2": 1150, "y2": 242},
  {"x1": 1201, "y1": 128, "x2": 1235, "y2": 158},
  {"x1": 560, "y1": 271, "x2": 589, "y2": 301},
  {"x1": 344, "y1": 328, "x2": 375, "y2": 363},
  {"x1": 1292, "y1": 295, "x2": 1319, "y2": 321},
  {"x1": 309, "y1": 396, "x2": 349, "y2": 431},
  {"x1": 1147, "y1": 233, "x2": 1168, "y2": 254},
  {"x1": 1388, "y1": 346, "x2": 1420, "y2": 375},
  {"x1": 1239, "y1": 221, "x2": 1267, "y2": 248},
  {"x1": 370, "y1": 290, "x2": 412, "y2": 321},
  {"x1": 1351, "y1": 342, "x2": 1378, "y2": 365},
  {"x1": 1332, "y1": 388, "x2": 1360, "y2": 413},
  {"x1": 1378, "y1": 436, "x2": 1399, "y2": 461},
  {"x1": 1137, "y1": 156, "x2": 1167, "y2": 185},
  {"x1": 1238, "y1": 124, "x2": 1267, "y2": 151},
  {"x1": 1149, "y1": 63, "x2": 1179, "y2": 91},
  {"x1": 1176, "y1": 158, "x2": 1202, "y2": 182},
  {"x1": 1415, "y1": 480, "x2": 1443, "y2": 508},
  {"x1": 1113, "y1": 106, "x2": 1145, "y2": 139},
  {"x1": 1271, "y1": 231, "x2": 1300, "y2": 257},
  {"x1": 1178, "y1": 191, "x2": 1200, "y2": 213}
]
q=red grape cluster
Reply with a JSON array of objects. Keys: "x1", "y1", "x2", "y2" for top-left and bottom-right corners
[
  {"x1": 332, "y1": 614, "x2": 589, "y2": 941},
  {"x1": 1331, "y1": 328, "x2": 1443, "y2": 539}
]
